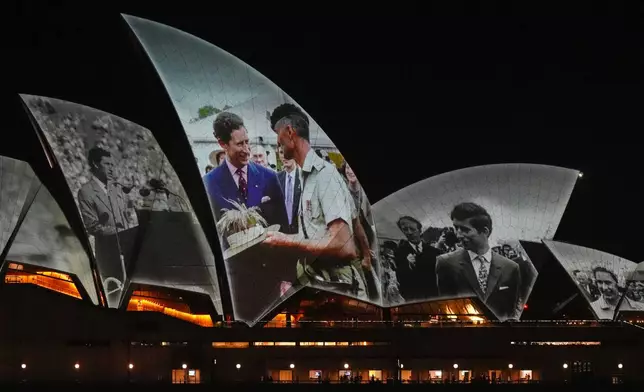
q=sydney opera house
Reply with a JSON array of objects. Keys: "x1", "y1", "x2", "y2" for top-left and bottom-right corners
[{"x1": 0, "y1": 14, "x2": 642, "y2": 387}]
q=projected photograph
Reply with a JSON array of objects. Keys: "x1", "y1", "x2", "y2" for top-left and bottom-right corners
[
  {"x1": 373, "y1": 164, "x2": 579, "y2": 320},
  {"x1": 5, "y1": 184, "x2": 98, "y2": 304},
  {"x1": 622, "y1": 262, "x2": 644, "y2": 314},
  {"x1": 125, "y1": 15, "x2": 381, "y2": 323},
  {"x1": 22, "y1": 95, "x2": 221, "y2": 313},
  {"x1": 0, "y1": 156, "x2": 38, "y2": 258},
  {"x1": 544, "y1": 241, "x2": 644, "y2": 319}
]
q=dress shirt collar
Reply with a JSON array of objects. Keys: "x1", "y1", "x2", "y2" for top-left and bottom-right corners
[
  {"x1": 468, "y1": 248, "x2": 492, "y2": 264},
  {"x1": 225, "y1": 158, "x2": 247, "y2": 178}
]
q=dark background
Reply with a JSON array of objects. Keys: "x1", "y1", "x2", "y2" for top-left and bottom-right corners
[{"x1": 4, "y1": 3, "x2": 642, "y2": 266}]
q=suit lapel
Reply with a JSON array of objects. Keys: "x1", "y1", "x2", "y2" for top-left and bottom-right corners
[
  {"x1": 246, "y1": 163, "x2": 261, "y2": 206},
  {"x1": 458, "y1": 250, "x2": 484, "y2": 298},
  {"x1": 91, "y1": 180, "x2": 112, "y2": 212},
  {"x1": 484, "y1": 254, "x2": 504, "y2": 301},
  {"x1": 218, "y1": 165, "x2": 240, "y2": 205}
]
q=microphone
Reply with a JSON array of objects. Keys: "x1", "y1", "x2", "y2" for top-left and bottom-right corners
[
  {"x1": 110, "y1": 180, "x2": 134, "y2": 194},
  {"x1": 146, "y1": 178, "x2": 189, "y2": 212}
]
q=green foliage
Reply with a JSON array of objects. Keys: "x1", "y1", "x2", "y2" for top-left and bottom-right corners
[
  {"x1": 197, "y1": 105, "x2": 221, "y2": 119},
  {"x1": 217, "y1": 199, "x2": 267, "y2": 236}
]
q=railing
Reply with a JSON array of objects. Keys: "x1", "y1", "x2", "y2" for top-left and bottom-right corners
[{"x1": 212, "y1": 319, "x2": 628, "y2": 329}]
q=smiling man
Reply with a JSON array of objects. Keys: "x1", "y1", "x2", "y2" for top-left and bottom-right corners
[
  {"x1": 203, "y1": 112, "x2": 287, "y2": 233},
  {"x1": 435, "y1": 202, "x2": 521, "y2": 321}
]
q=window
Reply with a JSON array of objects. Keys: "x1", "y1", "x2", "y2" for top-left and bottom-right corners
[
  {"x1": 350, "y1": 341, "x2": 374, "y2": 346},
  {"x1": 309, "y1": 370, "x2": 322, "y2": 380},
  {"x1": 300, "y1": 342, "x2": 324, "y2": 347},
  {"x1": 459, "y1": 370, "x2": 472, "y2": 382},
  {"x1": 275, "y1": 342, "x2": 296, "y2": 346},
  {"x1": 401, "y1": 370, "x2": 412, "y2": 381},
  {"x1": 368, "y1": 370, "x2": 382, "y2": 381},
  {"x1": 212, "y1": 342, "x2": 249, "y2": 348},
  {"x1": 520, "y1": 370, "x2": 533, "y2": 380},
  {"x1": 339, "y1": 370, "x2": 352, "y2": 379},
  {"x1": 429, "y1": 370, "x2": 442, "y2": 380},
  {"x1": 172, "y1": 369, "x2": 200, "y2": 384},
  {"x1": 253, "y1": 342, "x2": 274, "y2": 346},
  {"x1": 278, "y1": 370, "x2": 293, "y2": 382}
]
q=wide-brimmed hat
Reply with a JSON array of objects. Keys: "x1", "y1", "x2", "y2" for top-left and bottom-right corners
[
  {"x1": 224, "y1": 224, "x2": 280, "y2": 259},
  {"x1": 209, "y1": 149, "x2": 226, "y2": 166}
]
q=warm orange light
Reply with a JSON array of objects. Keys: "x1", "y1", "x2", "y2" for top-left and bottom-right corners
[
  {"x1": 4, "y1": 270, "x2": 81, "y2": 299},
  {"x1": 127, "y1": 297, "x2": 213, "y2": 327}
]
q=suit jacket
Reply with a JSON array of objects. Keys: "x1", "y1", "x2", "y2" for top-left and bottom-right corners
[
  {"x1": 77, "y1": 178, "x2": 139, "y2": 306},
  {"x1": 277, "y1": 168, "x2": 301, "y2": 234},
  {"x1": 203, "y1": 161, "x2": 288, "y2": 238},
  {"x1": 436, "y1": 248, "x2": 521, "y2": 321},
  {"x1": 395, "y1": 240, "x2": 441, "y2": 301}
]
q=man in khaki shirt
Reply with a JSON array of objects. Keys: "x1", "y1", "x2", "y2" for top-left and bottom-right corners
[{"x1": 264, "y1": 103, "x2": 366, "y2": 299}]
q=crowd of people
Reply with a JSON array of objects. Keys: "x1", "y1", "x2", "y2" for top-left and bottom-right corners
[
  {"x1": 27, "y1": 97, "x2": 186, "y2": 210},
  {"x1": 378, "y1": 203, "x2": 537, "y2": 321},
  {"x1": 571, "y1": 266, "x2": 644, "y2": 319}
]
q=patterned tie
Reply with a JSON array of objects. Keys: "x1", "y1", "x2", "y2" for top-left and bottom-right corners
[
  {"x1": 236, "y1": 168, "x2": 247, "y2": 201},
  {"x1": 477, "y1": 256, "x2": 489, "y2": 293},
  {"x1": 286, "y1": 173, "x2": 293, "y2": 224}
]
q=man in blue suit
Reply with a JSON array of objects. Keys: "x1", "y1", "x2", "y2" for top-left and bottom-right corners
[{"x1": 203, "y1": 112, "x2": 288, "y2": 239}]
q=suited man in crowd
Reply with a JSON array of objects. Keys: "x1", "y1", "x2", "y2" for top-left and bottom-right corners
[
  {"x1": 572, "y1": 269, "x2": 600, "y2": 302},
  {"x1": 394, "y1": 216, "x2": 442, "y2": 301},
  {"x1": 436, "y1": 202, "x2": 521, "y2": 321},
  {"x1": 203, "y1": 112, "x2": 288, "y2": 233},
  {"x1": 77, "y1": 146, "x2": 138, "y2": 307},
  {"x1": 277, "y1": 146, "x2": 301, "y2": 234}
]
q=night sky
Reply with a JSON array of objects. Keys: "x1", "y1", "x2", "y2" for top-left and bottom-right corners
[{"x1": 5, "y1": 4, "x2": 642, "y2": 262}]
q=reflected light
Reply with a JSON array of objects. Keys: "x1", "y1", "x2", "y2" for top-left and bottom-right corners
[
  {"x1": 128, "y1": 297, "x2": 213, "y2": 327},
  {"x1": 344, "y1": 363, "x2": 349, "y2": 369},
  {"x1": 453, "y1": 364, "x2": 459, "y2": 369},
  {"x1": 563, "y1": 363, "x2": 568, "y2": 369}
]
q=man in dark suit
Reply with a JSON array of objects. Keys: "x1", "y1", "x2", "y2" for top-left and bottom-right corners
[
  {"x1": 394, "y1": 216, "x2": 442, "y2": 302},
  {"x1": 203, "y1": 112, "x2": 290, "y2": 324},
  {"x1": 276, "y1": 146, "x2": 301, "y2": 234},
  {"x1": 203, "y1": 112, "x2": 288, "y2": 234},
  {"x1": 436, "y1": 202, "x2": 521, "y2": 321}
]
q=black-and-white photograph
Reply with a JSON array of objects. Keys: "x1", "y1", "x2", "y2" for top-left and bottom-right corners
[
  {"x1": 6, "y1": 184, "x2": 98, "y2": 304},
  {"x1": 623, "y1": 263, "x2": 644, "y2": 313},
  {"x1": 373, "y1": 164, "x2": 578, "y2": 320},
  {"x1": 0, "y1": 156, "x2": 38, "y2": 258},
  {"x1": 126, "y1": 15, "x2": 383, "y2": 323},
  {"x1": 544, "y1": 240, "x2": 644, "y2": 320},
  {"x1": 23, "y1": 95, "x2": 221, "y2": 312}
]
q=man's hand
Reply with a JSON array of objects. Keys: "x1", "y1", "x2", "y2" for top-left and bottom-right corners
[
  {"x1": 99, "y1": 224, "x2": 117, "y2": 236},
  {"x1": 361, "y1": 250, "x2": 373, "y2": 271},
  {"x1": 263, "y1": 231, "x2": 293, "y2": 247}
]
